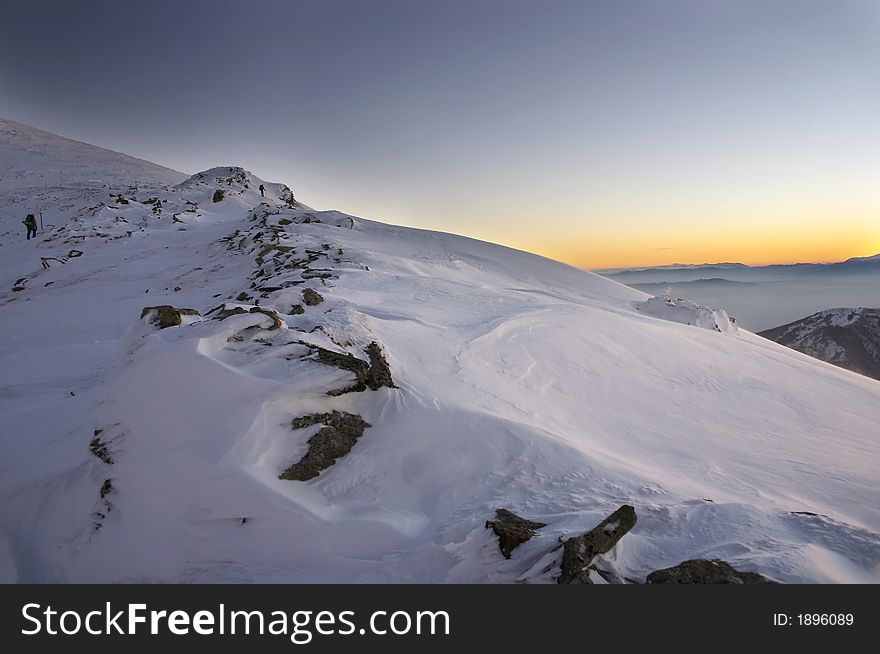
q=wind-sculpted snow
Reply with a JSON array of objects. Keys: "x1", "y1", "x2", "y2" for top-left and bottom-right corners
[
  {"x1": 635, "y1": 295, "x2": 738, "y2": 333},
  {"x1": 1, "y1": 132, "x2": 879, "y2": 583}
]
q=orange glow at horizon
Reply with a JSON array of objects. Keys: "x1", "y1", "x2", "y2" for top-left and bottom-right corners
[{"x1": 460, "y1": 213, "x2": 879, "y2": 271}]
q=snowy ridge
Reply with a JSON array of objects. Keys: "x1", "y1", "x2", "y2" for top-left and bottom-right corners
[
  {"x1": 0, "y1": 117, "x2": 184, "y2": 191},
  {"x1": 635, "y1": 295, "x2": 738, "y2": 333},
  {"x1": 1, "y1": 128, "x2": 880, "y2": 584},
  {"x1": 759, "y1": 308, "x2": 880, "y2": 381},
  {"x1": 0, "y1": 117, "x2": 187, "y2": 248}
]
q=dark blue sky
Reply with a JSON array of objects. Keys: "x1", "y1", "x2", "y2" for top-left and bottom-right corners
[{"x1": 2, "y1": 0, "x2": 878, "y2": 266}]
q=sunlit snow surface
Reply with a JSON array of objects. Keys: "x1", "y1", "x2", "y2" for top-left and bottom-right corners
[{"x1": 1, "y1": 122, "x2": 878, "y2": 583}]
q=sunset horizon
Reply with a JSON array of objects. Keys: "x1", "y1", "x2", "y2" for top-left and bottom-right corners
[{"x1": 3, "y1": 1, "x2": 877, "y2": 276}]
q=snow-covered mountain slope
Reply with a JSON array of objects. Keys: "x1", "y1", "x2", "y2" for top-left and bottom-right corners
[
  {"x1": 759, "y1": 309, "x2": 880, "y2": 381},
  {"x1": 0, "y1": 117, "x2": 185, "y2": 191},
  {"x1": 1, "y1": 133, "x2": 879, "y2": 585},
  {"x1": 0, "y1": 117, "x2": 187, "y2": 246}
]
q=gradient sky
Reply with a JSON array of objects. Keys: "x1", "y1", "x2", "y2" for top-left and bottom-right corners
[{"x1": 1, "y1": 0, "x2": 878, "y2": 268}]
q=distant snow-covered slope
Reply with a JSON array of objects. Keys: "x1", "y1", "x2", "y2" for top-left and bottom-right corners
[
  {"x1": 0, "y1": 117, "x2": 187, "y2": 244},
  {"x1": 759, "y1": 308, "x2": 880, "y2": 381},
  {"x1": 0, "y1": 117, "x2": 186, "y2": 191},
  {"x1": 1, "y1": 125, "x2": 879, "y2": 585}
]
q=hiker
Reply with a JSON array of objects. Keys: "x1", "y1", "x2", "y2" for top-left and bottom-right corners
[
  {"x1": 23, "y1": 213, "x2": 37, "y2": 240},
  {"x1": 259, "y1": 184, "x2": 266, "y2": 197}
]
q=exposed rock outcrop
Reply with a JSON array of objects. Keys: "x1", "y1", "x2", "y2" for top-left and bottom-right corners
[
  {"x1": 364, "y1": 342, "x2": 396, "y2": 390},
  {"x1": 302, "y1": 288, "x2": 324, "y2": 306},
  {"x1": 646, "y1": 559, "x2": 774, "y2": 584},
  {"x1": 302, "y1": 341, "x2": 396, "y2": 395},
  {"x1": 248, "y1": 306, "x2": 285, "y2": 330},
  {"x1": 140, "y1": 305, "x2": 200, "y2": 329},
  {"x1": 558, "y1": 505, "x2": 637, "y2": 584},
  {"x1": 89, "y1": 430, "x2": 113, "y2": 465},
  {"x1": 216, "y1": 305, "x2": 249, "y2": 320},
  {"x1": 280, "y1": 411, "x2": 371, "y2": 481},
  {"x1": 486, "y1": 509, "x2": 547, "y2": 558}
]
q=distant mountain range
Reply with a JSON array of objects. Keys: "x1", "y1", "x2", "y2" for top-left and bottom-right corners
[
  {"x1": 596, "y1": 255, "x2": 880, "y2": 282},
  {"x1": 759, "y1": 308, "x2": 880, "y2": 381},
  {"x1": 595, "y1": 256, "x2": 880, "y2": 332},
  {"x1": 597, "y1": 262, "x2": 749, "y2": 274},
  {"x1": 632, "y1": 278, "x2": 756, "y2": 293}
]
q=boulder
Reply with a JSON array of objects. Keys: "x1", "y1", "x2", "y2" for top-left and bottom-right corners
[
  {"x1": 486, "y1": 509, "x2": 547, "y2": 559},
  {"x1": 302, "y1": 288, "x2": 324, "y2": 306},
  {"x1": 646, "y1": 559, "x2": 774, "y2": 584},
  {"x1": 212, "y1": 189, "x2": 225, "y2": 203},
  {"x1": 280, "y1": 411, "x2": 371, "y2": 481},
  {"x1": 140, "y1": 305, "x2": 200, "y2": 329},
  {"x1": 558, "y1": 505, "x2": 638, "y2": 584},
  {"x1": 302, "y1": 341, "x2": 396, "y2": 395},
  {"x1": 364, "y1": 341, "x2": 396, "y2": 390},
  {"x1": 248, "y1": 306, "x2": 284, "y2": 330},
  {"x1": 217, "y1": 305, "x2": 249, "y2": 320}
]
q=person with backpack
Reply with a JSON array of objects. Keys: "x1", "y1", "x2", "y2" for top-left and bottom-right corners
[
  {"x1": 23, "y1": 213, "x2": 38, "y2": 240},
  {"x1": 259, "y1": 184, "x2": 266, "y2": 197}
]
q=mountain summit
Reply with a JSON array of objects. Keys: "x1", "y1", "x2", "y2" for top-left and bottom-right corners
[{"x1": 1, "y1": 121, "x2": 879, "y2": 584}]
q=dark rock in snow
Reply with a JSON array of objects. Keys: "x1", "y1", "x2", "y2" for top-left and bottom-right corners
[
  {"x1": 89, "y1": 432, "x2": 113, "y2": 465},
  {"x1": 302, "y1": 341, "x2": 396, "y2": 395},
  {"x1": 646, "y1": 559, "x2": 774, "y2": 584},
  {"x1": 302, "y1": 288, "x2": 324, "y2": 306},
  {"x1": 140, "y1": 305, "x2": 200, "y2": 329},
  {"x1": 248, "y1": 306, "x2": 284, "y2": 330},
  {"x1": 280, "y1": 411, "x2": 371, "y2": 481},
  {"x1": 301, "y1": 270, "x2": 333, "y2": 280},
  {"x1": 212, "y1": 189, "x2": 225, "y2": 203},
  {"x1": 217, "y1": 305, "x2": 249, "y2": 320},
  {"x1": 558, "y1": 505, "x2": 637, "y2": 584},
  {"x1": 364, "y1": 341, "x2": 396, "y2": 390},
  {"x1": 289, "y1": 304, "x2": 305, "y2": 315},
  {"x1": 307, "y1": 344, "x2": 369, "y2": 388},
  {"x1": 486, "y1": 509, "x2": 547, "y2": 558}
]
